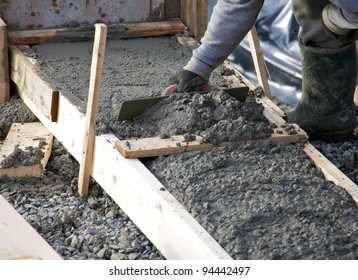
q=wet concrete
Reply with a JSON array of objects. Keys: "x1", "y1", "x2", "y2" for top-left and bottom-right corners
[
  {"x1": 111, "y1": 90, "x2": 273, "y2": 144},
  {"x1": 0, "y1": 146, "x2": 44, "y2": 168},
  {"x1": 32, "y1": 36, "x2": 196, "y2": 137},
  {"x1": 146, "y1": 142, "x2": 358, "y2": 259},
  {"x1": 31, "y1": 36, "x2": 272, "y2": 142},
  {"x1": 0, "y1": 95, "x2": 38, "y2": 140}
]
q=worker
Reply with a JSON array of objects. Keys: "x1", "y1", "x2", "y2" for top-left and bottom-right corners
[{"x1": 169, "y1": 0, "x2": 358, "y2": 141}]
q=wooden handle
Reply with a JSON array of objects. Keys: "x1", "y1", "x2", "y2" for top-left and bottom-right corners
[{"x1": 78, "y1": 23, "x2": 107, "y2": 195}]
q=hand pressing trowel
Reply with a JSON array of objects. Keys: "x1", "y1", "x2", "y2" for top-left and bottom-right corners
[{"x1": 117, "y1": 83, "x2": 249, "y2": 121}]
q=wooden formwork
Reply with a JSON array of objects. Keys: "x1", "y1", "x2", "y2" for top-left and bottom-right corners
[
  {"x1": 0, "y1": 0, "x2": 169, "y2": 30},
  {"x1": 180, "y1": 0, "x2": 208, "y2": 41},
  {"x1": 0, "y1": 18, "x2": 10, "y2": 104},
  {"x1": 1, "y1": 1, "x2": 358, "y2": 260}
]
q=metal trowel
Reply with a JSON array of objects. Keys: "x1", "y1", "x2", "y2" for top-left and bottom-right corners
[{"x1": 117, "y1": 84, "x2": 249, "y2": 121}]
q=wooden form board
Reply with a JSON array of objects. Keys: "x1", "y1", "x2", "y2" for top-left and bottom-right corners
[
  {"x1": 9, "y1": 45, "x2": 59, "y2": 121},
  {"x1": 180, "y1": 0, "x2": 208, "y2": 41},
  {"x1": 8, "y1": 19, "x2": 186, "y2": 45},
  {"x1": 247, "y1": 27, "x2": 272, "y2": 99},
  {"x1": 78, "y1": 24, "x2": 107, "y2": 195},
  {"x1": 0, "y1": 0, "x2": 166, "y2": 30},
  {"x1": 0, "y1": 122, "x2": 53, "y2": 177},
  {"x1": 9, "y1": 45, "x2": 232, "y2": 260},
  {"x1": 0, "y1": 18, "x2": 10, "y2": 104},
  {"x1": 115, "y1": 108, "x2": 307, "y2": 159},
  {"x1": 0, "y1": 195, "x2": 61, "y2": 260}
]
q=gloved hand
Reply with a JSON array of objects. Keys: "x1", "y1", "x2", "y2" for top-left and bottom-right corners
[{"x1": 168, "y1": 69, "x2": 208, "y2": 92}]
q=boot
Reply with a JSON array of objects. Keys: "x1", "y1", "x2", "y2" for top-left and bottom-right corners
[{"x1": 288, "y1": 42, "x2": 357, "y2": 142}]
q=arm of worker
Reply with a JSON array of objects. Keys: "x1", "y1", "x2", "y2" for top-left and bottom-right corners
[{"x1": 169, "y1": 0, "x2": 264, "y2": 92}]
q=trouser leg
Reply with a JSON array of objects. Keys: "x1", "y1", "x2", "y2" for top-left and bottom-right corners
[
  {"x1": 328, "y1": 0, "x2": 358, "y2": 25},
  {"x1": 292, "y1": 0, "x2": 342, "y2": 48},
  {"x1": 322, "y1": 1, "x2": 358, "y2": 40}
]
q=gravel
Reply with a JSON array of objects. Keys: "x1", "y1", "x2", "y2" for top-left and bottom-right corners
[
  {"x1": 0, "y1": 134, "x2": 163, "y2": 260},
  {"x1": 312, "y1": 137, "x2": 358, "y2": 185}
]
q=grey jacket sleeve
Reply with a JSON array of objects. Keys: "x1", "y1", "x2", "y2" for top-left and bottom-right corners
[{"x1": 183, "y1": 0, "x2": 264, "y2": 81}]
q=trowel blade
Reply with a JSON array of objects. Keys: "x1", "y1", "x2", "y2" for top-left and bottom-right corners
[
  {"x1": 117, "y1": 96, "x2": 168, "y2": 121},
  {"x1": 222, "y1": 85, "x2": 249, "y2": 102}
]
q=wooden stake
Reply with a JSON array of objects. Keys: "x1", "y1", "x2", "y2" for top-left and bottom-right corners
[
  {"x1": 247, "y1": 26, "x2": 272, "y2": 99},
  {"x1": 0, "y1": 18, "x2": 10, "y2": 104},
  {"x1": 78, "y1": 24, "x2": 107, "y2": 196}
]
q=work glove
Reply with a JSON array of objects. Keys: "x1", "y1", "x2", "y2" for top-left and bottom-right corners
[{"x1": 168, "y1": 69, "x2": 208, "y2": 92}]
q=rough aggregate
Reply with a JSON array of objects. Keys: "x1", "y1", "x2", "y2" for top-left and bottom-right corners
[
  {"x1": 146, "y1": 142, "x2": 358, "y2": 259},
  {"x1": 312, "y1": 137, "x2": 358, "y2": 185},
  {"x1": 0, "y1": 138, "x2": 164, "y2": 260},
  {"x1": 111, "y1": 91, "x2": 273, "y2": 144}
]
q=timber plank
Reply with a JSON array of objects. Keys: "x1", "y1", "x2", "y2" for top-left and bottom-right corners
[
  {"x1": 78, "y1": 24, "x2": 107, "y2": 195},
  {"x1": 164, "y1": 0, "x2": 181, "y2": 19},
  {"x1": 247, "y1": 27, "x2": 272, "y2": 99},
  {"x1": 180, "y1": 0, "x2": 208, "y2": 41},
  {"x1": 9, "y1": 45, "x2": 59, "y2": 121},
  {"x1": 115, "y1": 123, "x2": 306, "y2": 159},
  {"x1": 8, "y1": 19, "x2": 186, "y2": 45},
  {"x1": 0, "y1": 18, "x2": 10, "y2": 104},
  {"x1": 0, "y1": 122, "x2": 53, "y2": 177},
  {"x1": 0, "y1": 195, "x2": 61, "y2": 260}
]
